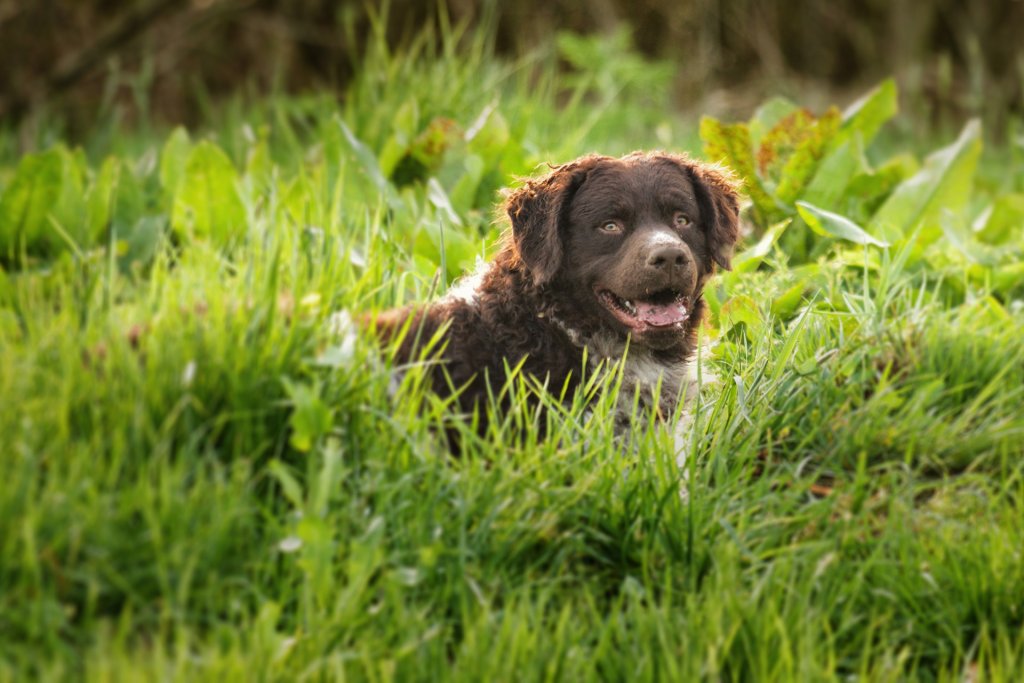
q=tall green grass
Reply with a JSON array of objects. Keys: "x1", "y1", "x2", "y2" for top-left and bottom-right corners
[{"x1": 1, "y1": 22, "x2": 1023, "y2": 682}]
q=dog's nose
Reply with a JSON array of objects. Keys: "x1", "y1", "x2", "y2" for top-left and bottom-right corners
[{"x1": 646, "y1": 244, "x2": 689, "y2": 270}]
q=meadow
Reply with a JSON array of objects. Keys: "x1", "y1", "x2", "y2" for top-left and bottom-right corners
[{"x1": 2, "y1": 25, "x2": 1023, "y2": 681}]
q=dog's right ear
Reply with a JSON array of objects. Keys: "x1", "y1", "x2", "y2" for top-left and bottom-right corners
[
  {"x1": 505, "y1": 157, "x2": 597, "y2": 286},
  {"x1": 686, "y1": 162, "x2": 741, "y2": 272}
]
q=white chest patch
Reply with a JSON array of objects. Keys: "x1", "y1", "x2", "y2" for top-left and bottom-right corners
[
  {"x1": 561, "y1": 321, "x2": 714, "y2": 493},
  {"x1": 442, "y1": 258, "x2": 492, "y2": 306},
  {"x1": 551, "y1": 319, "x2": 698, "y2": 428}
]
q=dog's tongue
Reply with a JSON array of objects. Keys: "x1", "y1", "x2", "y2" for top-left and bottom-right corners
[{"x1": 636, "y1": 299, "x2": 688, "y2": 327}]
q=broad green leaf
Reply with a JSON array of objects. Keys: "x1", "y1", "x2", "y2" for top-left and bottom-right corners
[
  {"x1": 378, "y1": 135, "x2": 407, "y2": 179},
  {"x1": 336, "y1": 117, "x2": 398, "y2": 207},
  {"x1": 939, "y1": 212, "x2": 1001, "y2": 266},
  {"x1": 869, "y1": 119, "x2": 982, "y2": 242},
  {"x1": 831, "y1": 246, "x2": 884, "y2": 271},
  {"x1": 774, "y1": 108, "x2": 841, "y2": 205},
  {"x1": 0, "y1": 150, "x2": 62, "y2": 258},
  {"x1": 426, "y1": 178, "x2": 462, "y2": 226},
  {"x1": 111, "y1": 172, "x2": 145, "y2": 242},
  {"x1": 959, "y1": 295, "x2": 1013, "y2": 325},
  {"x1": 390, "y1": 117, "x2": 461, "y2": 186},
  {"x1": 416, "y1": 215, "x2": 477, "y2": 280},
  {"x1": 703, "y1": 283, "x2": 724, "y2": 327},
  {"x1": 283, "y1": 379, "x2": 334, "y2": 454},
  {"x1": 720, "y1": 294, "x2": 764, "y2": 336},
  {"x1": 376, "y1": 96, "x2": 419, "y2": 178},
  {"x1": 159, "y1": 127, "x2": 192, "y2": 201},
  {"x1": 797, "y1": 201, "x2": 889, "y2": 247},
  {"x1": 973, "y1": 193, "x2": 1024, "y2": 245},
  {"x1": 800, "y1": 134, "x2": 869, "y2": 210},
  {"x1": 448, "y1": 154, "x2": 486, "y2": 214},
  {"x1": 771, "y1": 281, "x2": 806, "y2": 320},
  {"x1": 267, "y1": 460, "x2": 305, "y2": 509},
  {"x1": 839, "y1": 79, "x2": 898, "y2": 146},
  {"x1": 171, "y1": 141, "x2": 247, "y2": 244},
  {"x1": 118, "y1": 216, "x2": 165, "y2": 271},
  {"x1": 466, "y1": 105, "x2": 510, "y2": 159},
  {"x1": 844, "y1": 153, "x2": 919, "y2": 222},
  {"x1": 749, "y1": 96, "x2": 798, "y2": 151},
  {"x1": 991, "y1": 261, "x2": 1024, "y2": 297},
  {"x1": 391, "y1": 98, "x2": 420, "y2": 144},
  {"x1": 700, "y1": 116, "x2": 775, "y2": 227},
  {"x1": 278, "y1": 174, "x2": 319, "y2": 228},
  {"x1": 732, "y1": 219, "x2": 790, "y2": 274},
  {"x1": 0, "y1": 145, "x2": 86, "y2": 261},
  {"x1": 244, "y1": 125, "x2": 274, "y2": 190},
  {"x1": 86, "y1": 157, "x2": 118, "y2": 242},
  {"x1": 86, "y1": 157, "x2": 145, "y2": 245}
]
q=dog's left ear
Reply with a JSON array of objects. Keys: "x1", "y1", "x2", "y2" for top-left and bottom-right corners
[
  {"x1": 505, "y1": 157, "x2": 598, "y2": 286},
  {"x1": 680, "y1": 159, "x2": 742, "y2": 272}
]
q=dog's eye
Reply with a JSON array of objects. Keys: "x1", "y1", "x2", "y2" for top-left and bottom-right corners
[
  {"x1": 598, "y1": 220, "x2": 623, "y2": 234},
  {"x1": 674, "y1": 212, "x2": 691, "y2": 228}
]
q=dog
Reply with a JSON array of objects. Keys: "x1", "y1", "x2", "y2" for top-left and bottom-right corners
[{"x1": 369, "y1": 151, "x2": 740, "y2": 442}]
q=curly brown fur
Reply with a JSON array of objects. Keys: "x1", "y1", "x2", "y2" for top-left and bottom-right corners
[{"x1": 369, "y1": 151, "x2": 741, "y2": 441}]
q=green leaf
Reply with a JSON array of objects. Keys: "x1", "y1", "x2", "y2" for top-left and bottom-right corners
[
  {"x1": 426, "y1": 178, "x2": 462, "y2": 226},
  {"x1": 703, "y1": 284, "x2": 723, "y2": 327},
  {"x1": 869, "y1": 119, "x2": 982, "y2": 242},
  {"x1": 771, "y1": 282, "x2": 806, "y2": 320},
  {"x1": 416, "y1": 214, "x2": 477, "y2": 280},
  {"x1": 283, "y1": 378, "x2": 334, "y2": 453},
  {"x1": 86, "y1": 157, "x2": 145, "y2": 246},
  {"x1": 973, "y1": 193, "x2": 1024, "y2": 245},
  {"x1": 448, "y1": 154, "x2": 486, "y2": 214},
  {"x1": 244, "y1": 125, "x2": 274, "y2": 190},
  {"x1": 939, "y1": 212, "x2": 1002, "y2": 266},
  {"x1": 844, "y1": 153, "x2": 919, "y2": 222},
  {"x1": 159, "y1": 127, "x2": 192, "y2": 202},
  {"x1": 390, "y1": 117, "x2": 463, "y2": 187},
  {"x1": 749, "y1": 96, "x2": 798, "y2": 151},
  {"x1": 797, "y1": 201, "x2": 889, "y2": 247},
  {"x1": 800, "y1": 134, "x2": 869, "y2": 210},
  {"x1": 277, "y1": 174, "x2": 318, "y2": 228},
  {"x1": 732, "y1": 219, "x2": 790, "y2": 273},
  {"x1": 378, "y1": 99, "x2": 420, "y2": 177},
  {"x1": 0, "y1": 145, "x2": 86, "y2": 262},
  {"x1": 267, "y1": 460, "x2": 305, "y2": 509},
  {"x1": 991, "y1": 261, "x2": 1024, "y2": 297},
  {"x1": 773, "y1": 108, "x2": 841, "y2": 205},
  {"x1": 720, "y1": 294, "x2": 764, "y2": 336},
  {"x1": 700, "y1": 116, "x2": 776, "y2": 227},
  {"x1": 0, "y1": 264, "x2": 10, "y2": 304},
  {"x1": 86, "y1": 157, "x2": 118, "y2": 243},
  {"x1": 336, "y1": 117, "x2": 398, "y2": 207},
  {"x1": 959, "y1": 295, "x2": 1013, "y2": 325},
  {"x1": 171, "y1": 141, "x2": 247, "y2": 244},
  {"x1": 839, "y1": 79, "x2": 898, "y2": 146},
  {"x1": 466, "y1": 105, "x2": 510, "y2": 159},
  {"x1": 118, "y1": 216, "x2": 165, "y2": 271}
]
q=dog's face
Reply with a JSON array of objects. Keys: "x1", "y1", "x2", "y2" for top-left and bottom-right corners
[{"x1": 506, "y1": 152, "x2": 740, "y2": 350}]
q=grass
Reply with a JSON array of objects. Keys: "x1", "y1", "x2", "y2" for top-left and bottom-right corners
[{"x1": 2, "y1": 20, "x2": 1024, "y2": 682}]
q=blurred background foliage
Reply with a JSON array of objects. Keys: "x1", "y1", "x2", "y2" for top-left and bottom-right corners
[{"x1": 1, "y1": 0, "x2": 1021, "y2": 141}]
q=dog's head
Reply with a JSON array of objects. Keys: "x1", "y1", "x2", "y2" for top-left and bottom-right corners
[{"x1": 505, "y1": 151, "x2": 741, "y2": 350}]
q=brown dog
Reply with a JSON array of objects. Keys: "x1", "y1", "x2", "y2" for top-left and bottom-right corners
[{"x1": 370, "y1": 151, "x2": 740, "y2": 438}]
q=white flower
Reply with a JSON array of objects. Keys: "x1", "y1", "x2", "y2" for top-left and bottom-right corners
[
  {"x1": 277, "y1": 536, "x2": 302, "y2": 553},
  {"x1": 181, "y1": 360, "x2": 197, "y2": 387}
]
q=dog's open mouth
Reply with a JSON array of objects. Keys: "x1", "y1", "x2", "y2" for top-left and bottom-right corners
[{"x1": 597, "y1": 287, "x2": 691, "y2": 331}]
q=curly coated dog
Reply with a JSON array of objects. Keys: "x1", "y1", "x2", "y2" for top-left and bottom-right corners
[{"x1": 369, "y1": 151, "x2": 741, "y2": 439}]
